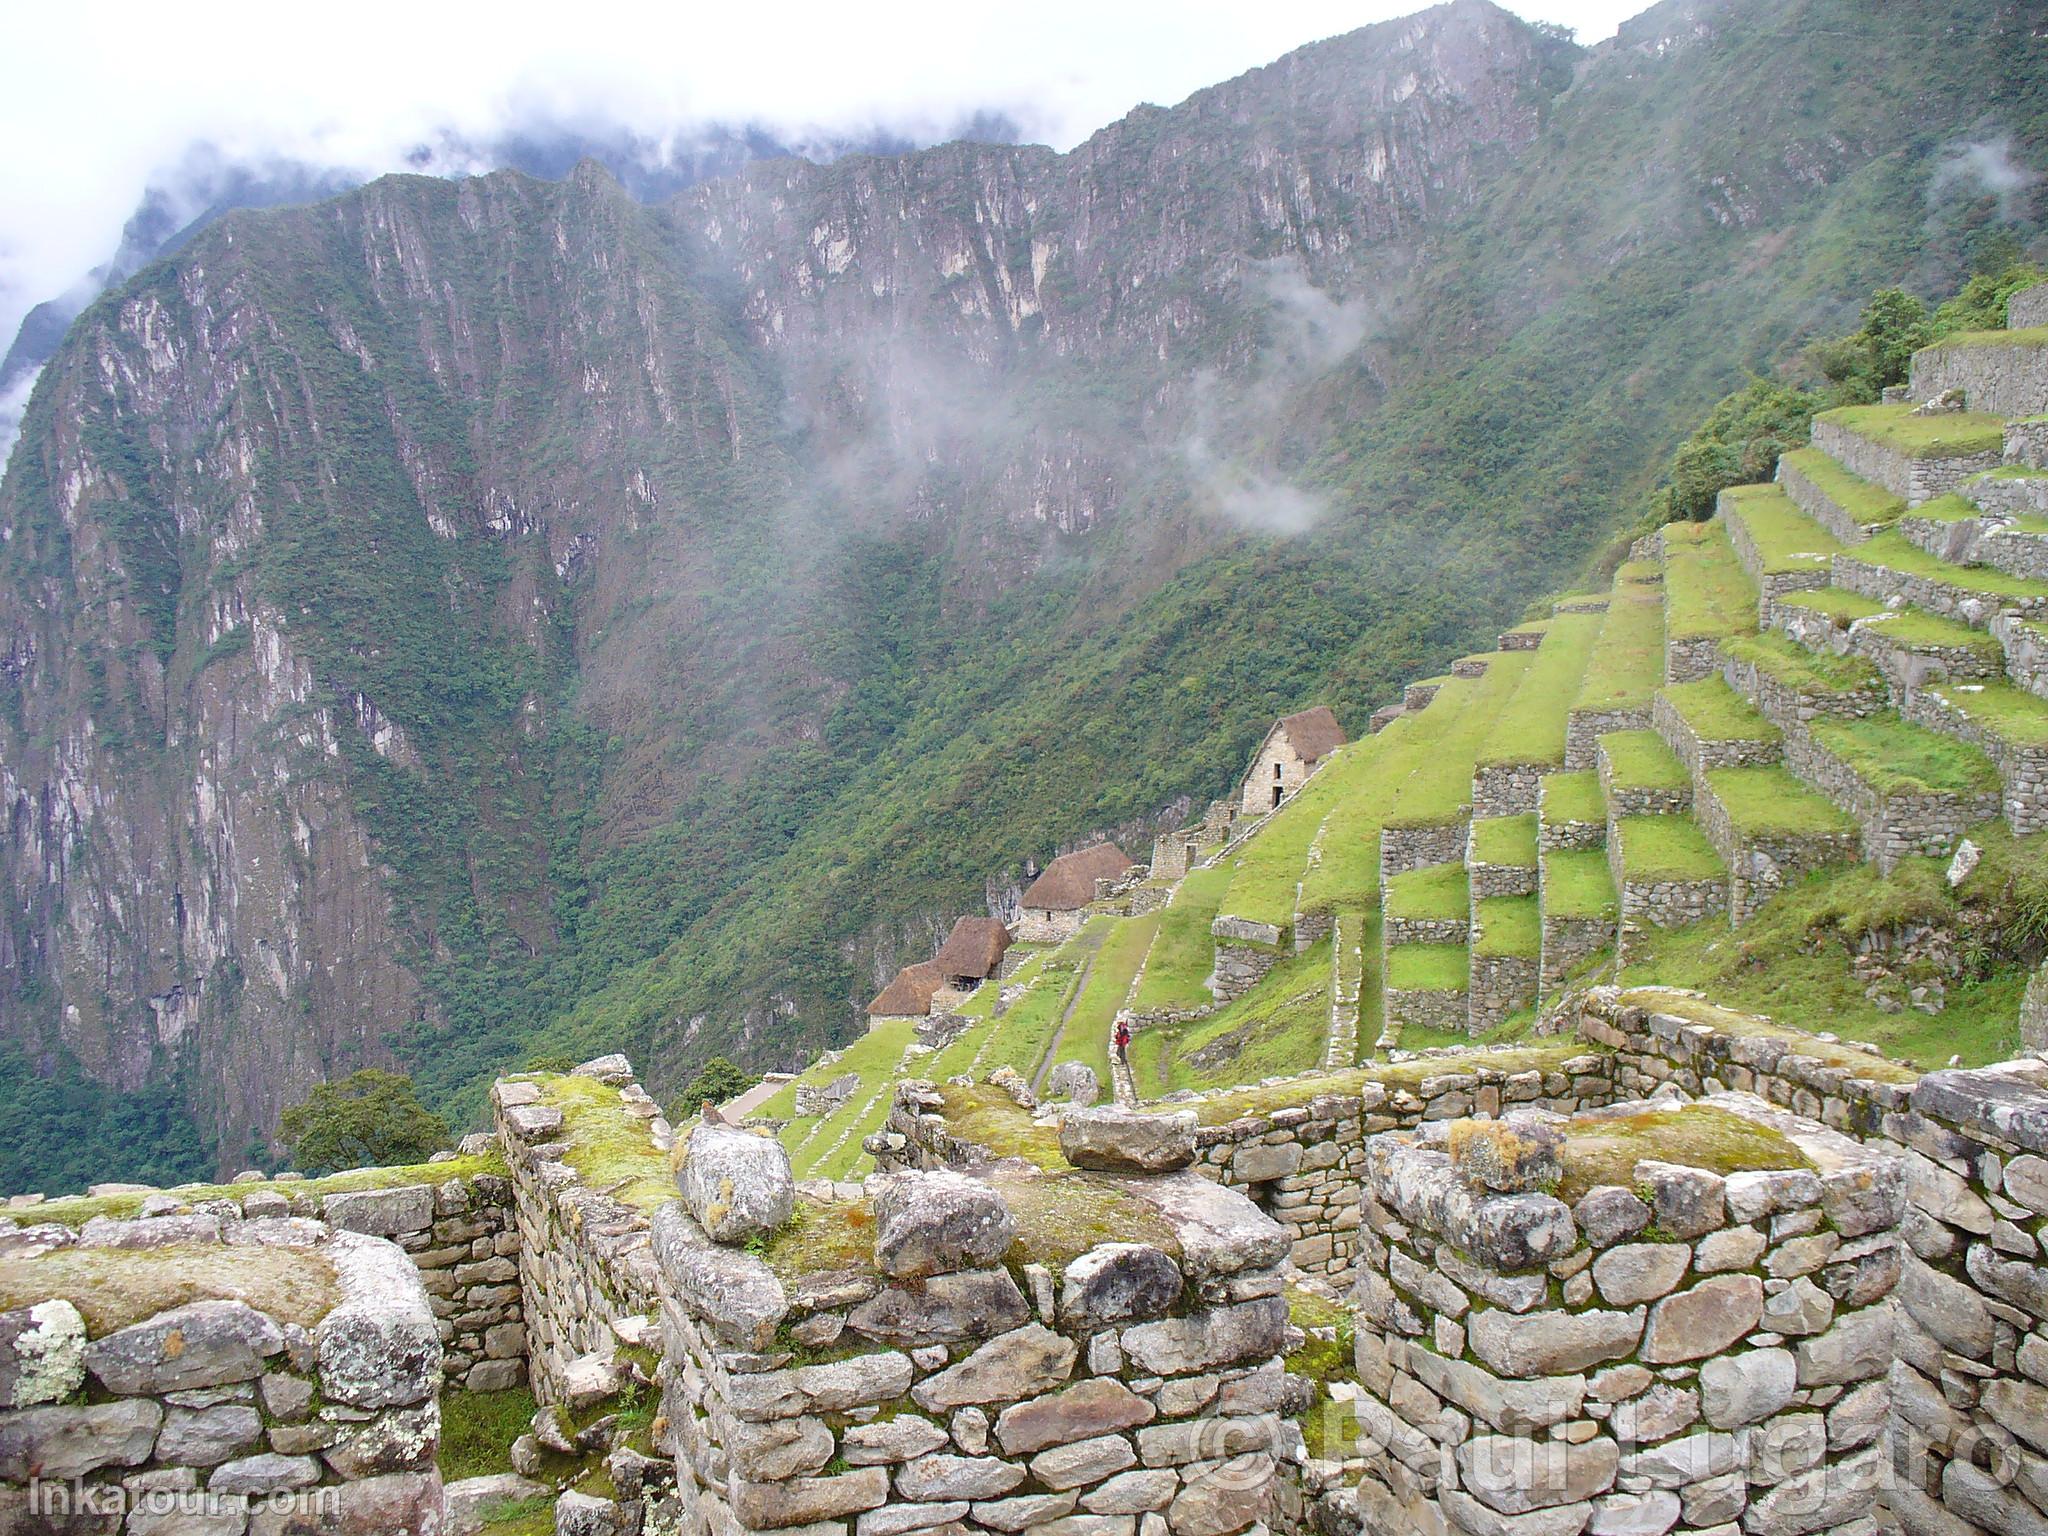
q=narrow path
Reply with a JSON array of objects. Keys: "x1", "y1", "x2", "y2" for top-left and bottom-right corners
[
  {"x1": 1029, "y1": 952, "x2": 1095, "y2": 1097},
  {"x1": 1325, "y1": 910, "x2": 1361, "y2": 1070}
]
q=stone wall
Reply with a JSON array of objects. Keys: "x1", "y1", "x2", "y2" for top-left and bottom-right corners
[
  {"x1": 1471, "y1": 764, "x2": 1543, "y2": 819},
  {"x1": 1664, "y1": 633, "x2": 1724, "y2": 686},
  {"x1": 1690, "y1": 774, "x2": 1859, "y2": 928},
  {"x1": 1809, "y1": 418, "x2": 2002, "y2": 507},
  {"x1": 0, "y1": 1215, "x2": 444, "y2": 1533},
  {"x1": 1384, "y1": 915, "x2": 1468, "y2": 949},
  {"x1": 1540, "y1": 912, "x2": 1611, "y2": 992},
  {"x1": 494, "y1": 1063, "x2": 668, "y2": 1406},
  {"x1": 1350, "y1": 1094, "x2": 1906, "y2": 1536},
  {"x1": 653, "y1": 1141, "x2": 1294, "y2": 1536},
  {"x1": 1778, "y1": 453, "x2": 1878, "y2": 545},
  {"x1": 1468, "y1": 954, "x2": 1538, "y2": 1034},
  {"x1": 1571, "y1": 987, "x2": 2048, "y2": 1536},
  {"x1": 1617, "y1": 871, "x2": 1727, "y2": 931},
  {"x1": 1565, "y1": 708, "x2": 1651, "y2": 772},
  {"x1": 1781, "y1": 724, "x2": 2001, "y2": 872},
  {"x1": 1996, "y1": 612, "x2": 2048, "y2": 704},
  {"x1": 1834, "y1": 547, "x2": 2048, "y2": 626},
  {"x1": 1907, "y1": 335, "x2": 2048, "y2": 419},
  {"x1": 1898, "y1": 505, "x2": 2048, "y2": 584},
  {"x1": 1897, "y1": 685, "x2": 2048, "y2": 835},
  {"x1": 1468, "y1": 856, "x2": 1537, "y2": 901},
  {"x1": 2026, "y1": 963, "x2": 2048, "y2": 1052},
  {"x1": 1597, "y1": 739, "x2": 1691, "y2": 818},
  {"x1": 1723, "y1": 497, "x2": 1834, "y2": 602},
  {"x1": 2010, "y1": 282, "x2": 2048, "y2": 329},
  {"x1": 1212, "y1": 922, "x2": 1285, "y2": 1002},
  {"x1": 1724, "y1": 640, "x2": 1890, "y2": 728},
  {"x1": 1384, "y1": 987, "x2": 1470, "y2": 1034},
  {"x1": 2007, "y1": 417, "x2": 2048, "y2": 470},
  {"x1": 1380, "y1": 825, "x2": 1469, "y2": 883},
  {"x1": 1653, "y1": 692, "x2": 1781, "y2": 778}
]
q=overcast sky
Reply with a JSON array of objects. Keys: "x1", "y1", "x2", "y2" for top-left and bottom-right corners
[{"x1": 0, "y1": 0, "x2": 1646, "y2": 353}]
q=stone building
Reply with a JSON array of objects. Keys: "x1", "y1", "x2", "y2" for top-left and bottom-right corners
[
  {"x1": 1238, "y1": 706, "x2": 1346, "y2": 815},
  {"x1": 866, "y1": 960, "x2": 946, "y2": 1026},
  {"x1": 1016, "y1": 843, "x2": 1134, "y2": 941}
]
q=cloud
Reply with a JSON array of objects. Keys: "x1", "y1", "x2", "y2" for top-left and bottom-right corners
[
  {"x1": 1928, "y1": 135, "x2": 2040, "y2": 221},
  {"x1": 0, "y1": 367, "x2": 35, "y2": 466},
  {"x1": 0, "y1": 0, "x2": 1639, "y2": 371}
]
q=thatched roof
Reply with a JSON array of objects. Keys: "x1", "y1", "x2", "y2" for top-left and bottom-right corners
[
  {"x1": 1271, "y1": 706, "x2": 1346, "y2": 762},
  {"x1": 867, "y1": 960, "x2": 945, "y2": 1017},
  {"x1": 932, "y1": 917, "x2": 1010, "y2": 981},
  {"x1": 1021, "y1": 843, "x2": 1134, "y2": 912}
]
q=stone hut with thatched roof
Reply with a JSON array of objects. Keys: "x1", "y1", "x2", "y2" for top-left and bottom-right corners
[{"x1": 1016, "y1": 842, "x2": 1134, "y2": 942}]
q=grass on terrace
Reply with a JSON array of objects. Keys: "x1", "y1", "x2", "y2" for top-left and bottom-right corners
[
  {"x1": 1718, "y1": 484, "x2": 1843, "y2": 575},
  {"x1": 973, "y1": 923, "x2": 1104, "y2": 1082},
  {"x1": 1540, "y1": 770, "x2": 1606, "y2": 829},
  {"x1": 1809, "y1": 715, "x2": 2001, "y2": 797},
  {"x1": 1921, "y1": 681, "x2": 2048, "y2": 748},
  {"x1": 1184, "y1": 1041, "x2": 1589, "y2": 1126},
  {"x1": 1385, "y1": 943, "x2": 1469, "y2": 993},
  {"x1": 1542, "y1": 847, "x2": 1617, "y2": 920},
  {"x1": 539, "y1": 1074, "x2": 675, "y2": 1212},
  {"x1": 1383, "y1": 652, "x2": 1538, "y2": 831},
  {"x1": 1384, "y1": 862, "x2": 1469, "y2": 922},
  {"x1": 1476, "y1": 612, "x2": 1603, "y2": 769},
  {"x1": 1663, "y1": 519, "x2": 1759, "y2": 642},
  {"x1": 1776, "y1": 587, "x2": 1886, "y2": 624},
  {"x1": 1471, "y1": 814, "x2": 1538, "y2": 868},
  {"x1": 1572, "y1": 571, "x2": 1665, "y2": 716},
  {"x1": 1847, "y1": 531, "x2": 2048, "y2": 604},
  {"x1": 1618, "y1": 825, "x2": 2048, "y2": 1069},
  {"x1": 1215, "y1": 738, "x2": 1370, "y2": 932},
  {"x1": 1776, "y1": 446, "x2": 1906, "y2": 529},
  {"x1": 1130, "y1": 861, "x2": 1236, "y2": 1012},
  {"x1": 1616, "y1": 815, "x2": 1726, "y2": 883},
  {"x1": 1779, "y1": 589, "x2": 2000, "y2": 659},
  {"x1": 1920, "y1": 323, "x2": 2048, "y2": 350},
  {"x1": 1050, "y1": 910, "x2": 1162, "y2": 1084},
  {"x1": 776, "y1": 1015, "x2": 920, "y2": 1180},
  {"x1": 1599, "y1": 730, "x2": 1689, "y2": 791},
  {"x1": 1129, "y1": 940, "x2": 1332, "y2": 1095},
  {"x1": 1662, "y1": 677, "x2": 1780, "y2": 744},
  {"x1": 1614, "y1": 989, "x2": 1920, "y2": 1085},
  {"x1": 1473, "y1": 896, "x2": 1541, "y2": 960},
  {"x1": 1705, "y1": 767, "x2": 1858, "y2": 838},
  {"x1": 1722, "y1": 631, "x2": 1883, "y2": 696},
  {"x1": 1903, "y1": 493, "x2": 1988, "y2": 525},
  {"x1": 1816, "y1": 402, "x2": 2006, "y2": 459}
]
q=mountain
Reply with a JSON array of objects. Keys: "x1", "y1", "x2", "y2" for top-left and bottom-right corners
[{"x1": 1, "y1": 0, "x2": 2043, "y2": 1183}]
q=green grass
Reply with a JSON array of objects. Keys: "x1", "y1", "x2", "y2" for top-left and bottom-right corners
[
  {"x1": 1705, "y1": 767, "x2": 1857, "y2": 838},
  {"x1": 1572, "y1": 574, "x2": 1665, "y2": 715},
  {"x1": 442, "y1": 1387, "x2": 540, "y2": 1482},
  {"x1": 1661, "y1": 677, "x2": 1780, "y2": 744},
  {"x1": 1131, "y1": 941, "x2": 1333, "y2": 1094},
  {"x1": 1775, "y1": 588, "x2": 1887, "y2": 624},
  {"x1": 776, "y1": 1015, "x2": 922, "y2": 1180},
  {"x1": 1777, "y1": 446, "x2": 1906, "y2": 528},
  {"x1": 1540, "y1": 771, "x2": 1605, "y2": 827},
  {"x1": 1718, "y1": 484, "x2": 1843, "y2": 574},
  {"x1": 1849, "y1": 530, "x2": 2048, "y2": 604},
  {"x1": 1476, "y1": 612, "x2": 1604, "y2": 768},
  {"x1": 971, "y1": 924, "x2": 1105, "y2": 1083},
  {"x1": 1216, "y1": 740, "x2": 1367, "y2": 931},
  {"x1": 1473, "y1": 896, "x2": 1541, "y2": 959},
  {"x1": 1663, "y1": 519, "x2": 1759, "y2": 641},
  {"x1": 1722, "y1": 631, "x2": 1883, "y2": 696},
  {"x1": 1558, "y1": 1104, "x2": 1810, "y2": 1203},
  {"x1": 1471, "y1": 814, "x2": 1538, "y2": 868},
  {"x1": 1616, "y1": 815, "x2": 1726, "y2": 882},
  {"x1": 1617, "y1": 825, "x2": 2048, "y2": 1070},
  {"x1": 1384, "y1": 862, "x2": 1469, "y2": 922},
  {"x1": 1383, "y1": 652, "x2": 1538, "y2": 830},
  {"x1": 1809, "y1": 715, "x2": 2002, "y2": 797},
  {"x1": 1922, "y1": 323, "x2": 2048, "y2": 349},
  {"x1": 1385, "y1": 943, "x2": 1469, "y2": 993},
  {"x1": 1919, "y1": 681, "x2": 2048, "y2": 748},
  {"x1": 1857, "y1": 605, "x2": 2002, "y2": 658},
  {"x1": 1599, "y1": 730, "x2": 1689, "y2": 790},
  {"x1": 1817, "y1": 402, "x2": 2007, "y2": 458},
  {"x1": 1903, "y1": 492, "x2": 1983, "y2": 524},
  {"x1": 1131, "y1": 861, "x2": 1236, "y2": 1012},
  {"x1": 1053, "y1": 911, "x2": 1162, "y2": 1083},
  {"x1": 1617, "y1": 990, "x2": 1920, "y2": 1084}
]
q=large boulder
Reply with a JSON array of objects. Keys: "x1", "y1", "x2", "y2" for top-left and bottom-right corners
[
  {"x1": 674, "y1": 1114, "x2": 795, "y2": 1244},
  {"x1": 872, "y1": 1171, "x2": 1016, "y2": 1279},
  {"x1": 1059, "y1": 1244, "x2": 1184, "y2": 1330},
  {"x1": 1058, "y1": 1108, "x2": 1197, "y2": 1173},
  {"x1": 1046, "y1": 1062, "x2": 1101, "y2": 1107},
  {"x1": 84, "y1": 1300, "x2": 284, "y2": 1394}
]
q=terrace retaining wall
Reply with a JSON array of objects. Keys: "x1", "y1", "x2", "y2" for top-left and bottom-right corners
[{"x1": 1810, "y1": 418, "x2": 2002, "y2": 506}]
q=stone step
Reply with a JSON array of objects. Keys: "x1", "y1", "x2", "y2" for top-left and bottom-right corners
[
  {"x1": 1767, "y1": 589, "x2": 2007, "y2": 690},
  {"x1": 1382, "y1": 941, "x2": 1470, "y2": 1037},
  {"x1": 2007, "y1": 415, "x2": 2048, "y2": 472},
  {"x1": 1717, "y1": 483, "x2": 1840, "y2": 602},
  {"x1": 1382, "y1": 862, "x2": 1471, "y2": 948},
  {"x1": 1536, "y1": 771, "x2": 1606, "y2": 852},
  {"x1": 1775, "y1": 446, "x2": 1905, "y2": 545},
  {"x1": 1896, "y1": 679, "x2": 2048, "y2": 836},
  {"x1": 1963, "y1": 465, "x2": 2048, "y2": 519},
  {"x1": 1908, "y1": 325, "x2": 2048, "y2": 419},
  {"x1": 1896, "y1": 493, "x2": 2048, "y2": 584},
  {"x1": 1991, "y1": 613, "x2": 2048, "y2": 703},
  {"x1": 1468, "y1": 814, "x2": 1538, "y2": 898},
  {"x1": 1537, "y1": 848, "x2": 1615, "y2": 993},
  {"x1": 1720, "y1": 630, "x2": 1889, "y2": 732},
  {"x1": 1691, "y1": 765, "x2": 1859, "y2": 926},
  {"x1": 1608, "y1": 813, "x2": 1727, "y2": 931},
  {"x1": 1831, "y1": 530, "x2": 2048, "y2": 630},
  {"x1": 1468, "y1": 895, "x2": 1539, "y2": 1034},
  {"x1": 1779, "y1": 713, "x2": 2003, "y2": 873},
  {"x1": 1596, "y1": 729, "x2": 1692, "y2": 817},
  {"x1": 1808, "y1": 404, "x2": 2006, "y2": 506},
  {"x1": 1653, "y1": 678, "x2": 1784, "y2": 777}
]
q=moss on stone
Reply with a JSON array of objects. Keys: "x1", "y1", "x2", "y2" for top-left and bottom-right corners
[
  {"x1": 937, "y1": 1083, "x2": 1069, "y2": 1170},
  {"x1": 1557, "y1": 1104, "x2": 1811, "y2": 1203},
  {"x1": 0, "y1": 1246, "x2": 340, "y2": 1337},
  {"x1": 991, "y1": 1170, "x2": 1183, "y2": 1271},
  {"x1": 1189, "y1": 1042, "x2": 1591, "y2": 1125},
  {"x1": 760, "y1": 1198, "x2": 879, "y2": 1281},
  {"x1": 1617, "y1": 989, "x2": 1921, "y2": 1085},
  {"x1": 540, "y1": 1074, "x2": 675, "y2": 1214}
]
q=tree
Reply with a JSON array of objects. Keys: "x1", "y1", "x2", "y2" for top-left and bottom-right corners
[
  {"x1": 1810, "y1": 288, "x2": 1930, "y2": 402},
  {"x1": 676, "y1": 1057, "x2": 758, "y2": 1117},
  {"x1": 279, "y1": 1069, "x2": 452, "y2": 1174},
  {"x1": 1664, "y1": 379, "x2": 1818, "y2": 520}
]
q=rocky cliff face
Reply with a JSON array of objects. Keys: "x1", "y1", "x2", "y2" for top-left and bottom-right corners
[{"x1": 0, "y1": 0, "x2": 2040, "y2": 1175}]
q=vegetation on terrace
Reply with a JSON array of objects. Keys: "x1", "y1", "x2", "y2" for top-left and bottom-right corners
[
  {"x1": 1808, "y1": 715, "x2": 2001, "y2": 797},
  {"x1": 1718, "y1": 483, "x2": 1842, "y2": 575},
  {"x1": 1847, "y1": 530, "x2": 2048, "y2": 602},
  {"x1": 1473, "y1": 897, "x2": 1541, "y2": 959},
  {"x1": 1476, "y1": 612, "x2": 1603, "y2": 768},
  {"x1": 1816, "y1": 401, "x2": 2006, "y2": 458},
  {"x1": 1571, "y1": 571, "x2": 1665, "y2": 716},
  {"x1": 1600, "y1": 730, "x2": 1689, "y2": 790},
  {"x1": 1385, "y1": 944, "x2": 1469, "y2": 993},
  {"x1": 1663, "y1": 519, "x2": 1759, "y2": 641},
  {"x1": 1706, "y1": 767, "x2": 1858, "y2": 837},
  {"x1": 1615, "y1": 816, "x2": 1726, "y2": 882},
  {"x1": 1384, "y1": 863, "x2": 1470, "y2": 922},
  {"x1": 1662, "y1": 677, "x2": 1781, "y2": 743},
  {"x1": 1382, "y1": 653, "x2": 1537, "y2": 830},
  {"x1": 1130, "y1": 940, "x2": 1334, "y2": 1094},
  {"x1": 1540, "y1": 772, "x2": 1607, "y2": 828},
  {"x1": 1722, "y1": 630, "x2": 1882, "y2": 695},
  {"x1": 1471, "y1": 814, "x2": 1538, "y2": 868},
  {"x1": 1131, "y1": 861, "x2": 1237, "y2": 1012},
  {"x1": 1919, "y1": 681, "x2": 2048, "y2": 748},
  {"x1": 1776, "y1": 446, "x2": 1905, "y2": 528}
]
